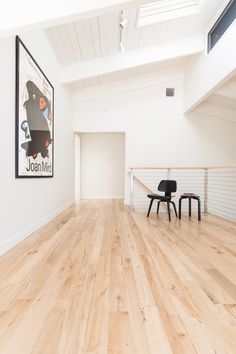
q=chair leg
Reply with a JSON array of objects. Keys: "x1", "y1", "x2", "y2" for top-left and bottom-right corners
[
  {"x1": 147, "y1": 199, "x2": 154, "y2": 217},
  {"x1": 189, "y1": 198, "x2": 192, "y2": 217},
  {"x1": 157, "y1": 201, "x2": 161, "y2": 214},
  {"x1": 179, "y1": 198, "x2": 182, "y2": 219},
  {"x1": 171, "y1": 201, "x2": 178, "y2": 217},
  {"x1": 167, "y1": 202, "x2": 171, "y2": 222}
]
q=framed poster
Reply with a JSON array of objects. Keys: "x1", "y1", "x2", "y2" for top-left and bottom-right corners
[{"x1": 15, "y1": 36, "x2": 54, "y2": 178}]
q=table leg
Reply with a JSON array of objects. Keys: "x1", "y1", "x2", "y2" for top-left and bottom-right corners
[
  {"x1": 198, "y1": 199, "x2": 201, "y2": 221},
  {"x1": 189, "y1": 198, "x2": 192, "y2": 217}
]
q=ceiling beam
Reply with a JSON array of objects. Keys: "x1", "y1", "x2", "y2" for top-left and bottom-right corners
[
  {"x1": 0, "y1": 0, "x2": 152, "y2": 37},
  {"x1": 60, "y1": 35, "x2": 204, "y2": 85}
]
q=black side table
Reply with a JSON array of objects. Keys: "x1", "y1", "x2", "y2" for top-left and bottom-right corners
[{"x1": 179, "y1": 194, "x2": 201, "y2": 221}]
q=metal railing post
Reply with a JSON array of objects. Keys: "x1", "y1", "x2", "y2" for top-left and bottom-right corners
[
  {"x1": 167, "y1": 168, "x2": 171, "y2": 180},
  {"x1": 130, "y1": 168, "x2": 134, "y2": 212},
  {"x1": 204, "y1": 168, "x2": 208, "y2": 213}
]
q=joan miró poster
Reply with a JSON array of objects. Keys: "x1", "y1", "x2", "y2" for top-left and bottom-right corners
[{"x1": 15, "y1": 36, "x2": 54, "y2": 178}]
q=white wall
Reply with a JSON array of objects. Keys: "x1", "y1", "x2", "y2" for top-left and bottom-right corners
[
  {"x1": 73, "y1": 66, "x2": 236, "y2": 204},
  {"x1": 0, "y1": 30, "x2": 75, "y2": 255},
  {"x1": 74, "y1": 134, "x2": 81, "y2": 200},
  {"x1": 79, "y1": 133, "x2": 125, "y2": 199}
]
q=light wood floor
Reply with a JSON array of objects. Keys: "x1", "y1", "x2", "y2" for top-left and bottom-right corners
[{"x1": 0, "y1": 200, "x2": 236, "y2": 354}]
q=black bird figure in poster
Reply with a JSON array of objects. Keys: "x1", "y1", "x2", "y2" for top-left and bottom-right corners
[{"x1": 21, "y1": 80, "x2": 52, "y2": 159}]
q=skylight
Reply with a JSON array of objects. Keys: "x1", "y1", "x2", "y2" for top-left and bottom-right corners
[{"x1": 137, "y1": 0, "x2": 202, "y2": 27}]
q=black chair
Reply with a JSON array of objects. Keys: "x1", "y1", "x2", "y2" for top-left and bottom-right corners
[{"x1": 147, "y1": 180, "x2": 177, "y2": 221}]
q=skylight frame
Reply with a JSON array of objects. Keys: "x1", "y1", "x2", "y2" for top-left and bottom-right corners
[
  {"x1": 208, "y1": 0, "x2": 236, "y2": 52},
  {"x1": 137, "y1": 0, "x2": 203, "y2": 27}
]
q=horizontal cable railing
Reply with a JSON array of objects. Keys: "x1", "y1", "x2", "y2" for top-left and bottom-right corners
[
  {"x1": 129, "y1": 166, "x2": 236, "y2": 222},
  {"x1": 208, "y1": 168, "x2": 236, "y2": 221}
]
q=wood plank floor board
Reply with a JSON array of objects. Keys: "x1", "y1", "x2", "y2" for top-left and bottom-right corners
[{"x1": 0, "y1": 200, "x2": 236, "y2": 353}]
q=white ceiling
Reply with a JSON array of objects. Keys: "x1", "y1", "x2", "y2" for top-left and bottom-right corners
[
  {"x1": 45, "y1": 0, "x2": 223, "y2": 66},
  {"x1": 44, "y1": 0, "x2": 231, "y2": 91},
  {"x1": 216, "y1": 75, "x2": 236, "y2": 100},
  {"x1": 0, "y1": 0, "x2": 151, "y2": 35},
  {"x1": 194, "y1": 75, "x2": 236, "y2": 123}
]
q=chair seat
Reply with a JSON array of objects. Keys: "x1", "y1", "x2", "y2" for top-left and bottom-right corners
[{"x1": 147, "y1": 194, "x2": 171, "y2": 201}]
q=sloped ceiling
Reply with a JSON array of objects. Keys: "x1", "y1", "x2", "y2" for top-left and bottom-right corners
[{"x1": 45, "y1": 0, "x2": 224, "y2": 65}]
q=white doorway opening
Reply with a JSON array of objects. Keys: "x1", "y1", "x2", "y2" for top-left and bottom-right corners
[{"x1": 75, "y1": 132, "x2": 125, "y2": 200}]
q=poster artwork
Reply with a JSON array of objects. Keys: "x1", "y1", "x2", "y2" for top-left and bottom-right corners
[{"x1": 15, "y1": 36, "x2": 54, "y2": 178}]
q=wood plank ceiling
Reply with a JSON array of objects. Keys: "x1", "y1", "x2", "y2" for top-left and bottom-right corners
[
  {"x1": 45, "y1": 0, "x2": 226, "y2": 88},
  {"x1": 46, "y1": 12, "x2": 121, "y2": 65}
]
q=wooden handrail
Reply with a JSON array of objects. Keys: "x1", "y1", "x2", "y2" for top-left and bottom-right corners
[{"x1": 129, "y1": 165, "x2": 236, "y2": 170}]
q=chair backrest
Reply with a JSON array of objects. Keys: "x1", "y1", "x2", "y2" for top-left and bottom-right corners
[{"x1": 158, "y1": 180, "x2": 177, "y2": 197}]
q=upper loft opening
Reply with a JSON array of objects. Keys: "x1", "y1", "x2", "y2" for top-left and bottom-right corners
[{"x1": 137, "y1": 0, "x2": 203, "y2": 27}]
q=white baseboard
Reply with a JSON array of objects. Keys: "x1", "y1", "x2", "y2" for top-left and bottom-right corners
[{"x1": 0, "y1": 199, "x2": 75, "y2": 257}]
